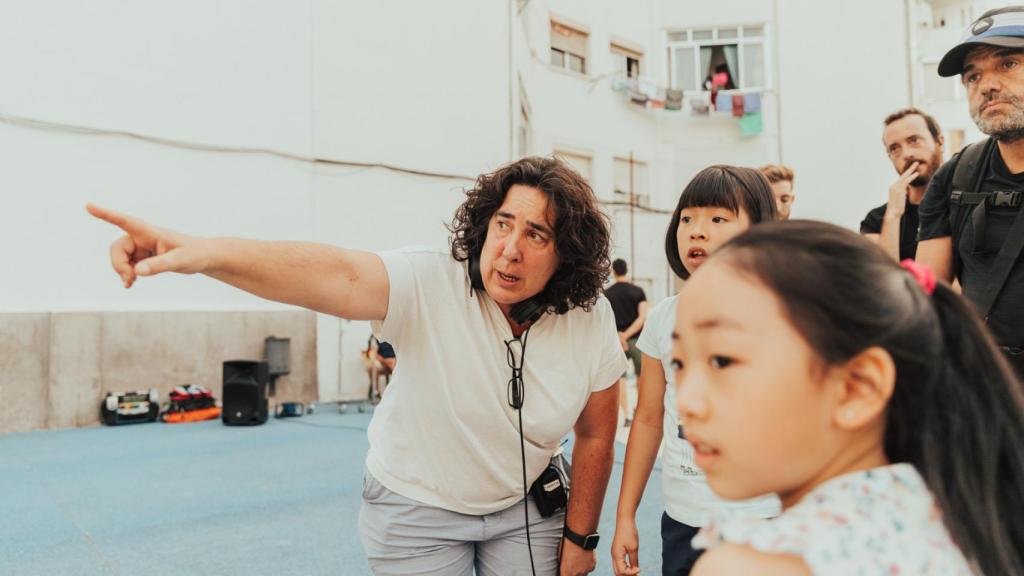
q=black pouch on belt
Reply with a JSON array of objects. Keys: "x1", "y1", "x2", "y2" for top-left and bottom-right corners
[{"x1": 529, "y1": 452, "x2": 571, "y2": 518}]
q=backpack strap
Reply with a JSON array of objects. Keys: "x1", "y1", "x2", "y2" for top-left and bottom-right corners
[
  {"x1": 976, "y1": 204, "x2": 1024, "y2": 320},
  {"x1": 949, "y1": 138, "x2": 997, "y2": 274},
  {"x1": 949, "y1": 137, "x2": 1024, "y2": 319}
]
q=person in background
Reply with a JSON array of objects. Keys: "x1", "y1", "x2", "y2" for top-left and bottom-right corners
[
  {"x1": 612, "y1": 166, "x2": 780, "y2": 576},
  {"x1": 917, "y1": 6, "x2": 1024, "y2": 377},
  {"x1": 604, "y1": 258, "x2": 647, "y2": 428},
  {"x1": 758, "y1": 164, "x2": 796, "y2": 220},
  {"x1": 861, "y1": 108, "x2": 944, "y2": 261}
]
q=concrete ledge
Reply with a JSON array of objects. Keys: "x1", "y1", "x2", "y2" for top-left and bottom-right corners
[{"x1": 0, "y1": 310, "x2": 317, "y2": 434}]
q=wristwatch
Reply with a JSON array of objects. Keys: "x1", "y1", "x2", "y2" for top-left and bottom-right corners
[{"x1": 563, "y1": 525, "x2": 600, "y2": 550}]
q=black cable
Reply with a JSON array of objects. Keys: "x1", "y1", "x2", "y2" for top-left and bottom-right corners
[
  {"x1": 506, "y1": 327, "x2": 537, "y2": 575},
  {"x1": 271, "y1": 417, "x2": 369, "y2": 432},
  {"x1": 0, "y1": 111, "x2": 677, "y2": 214},
  {"x1": 604, "y1": 200, "x2": 674, "y2": 215},
  {"x1": 518, "y1": 402, "x2": 537, "y2": 576},
  {"x1": 0, "y1": 112, "x2": 476, "y2": 182}
]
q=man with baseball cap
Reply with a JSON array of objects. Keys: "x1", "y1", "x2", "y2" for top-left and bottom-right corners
[{"x1": 917, "y1": 6, "x2": 1024, "y2": 376}]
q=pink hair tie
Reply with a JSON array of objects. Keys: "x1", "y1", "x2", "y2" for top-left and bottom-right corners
[{"x1": 900, "y1": 259, "x2": 936, "y2": 296}]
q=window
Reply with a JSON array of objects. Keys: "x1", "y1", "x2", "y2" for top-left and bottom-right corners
[
  {"x1": 550, "y1": 20, "x2": 588, "y2": 74},
  {"x1": 667, "y1": 25, "x2": 768, "y2": 92},
  {"x1": 613, "y1": 157, "x2": 649, "y2": 207},
  {"x1": 554, "y1": 150, "x2": 592, "y2": 181},
  {"x1": 611, "y1": 43, "x2": 643, "y2": 79}
]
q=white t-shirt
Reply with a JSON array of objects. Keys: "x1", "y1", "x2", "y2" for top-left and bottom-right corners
[
  {"x1": 366, "y1": 247, "x2": 627, "y2": 515},
  {"x1": 636, "y1": 295, "x2": 781, "y2": 527}
]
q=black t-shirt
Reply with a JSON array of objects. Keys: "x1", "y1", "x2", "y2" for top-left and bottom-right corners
[
  {"x1": 860, "y1": 201, "x2": 920, "y2": 260},
  {"x1": 604, "y1": 281, "x2": 647, "y2": 332},
  {"x1": 919, "y1": 144, "x2": 1024, "y2": 347}
]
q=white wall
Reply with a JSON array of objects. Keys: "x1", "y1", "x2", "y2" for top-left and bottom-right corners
[
  {"x1": 308, "y1": 0, "x2": 510, "y2": 399},
  {"x1": 914, "y1": 0, "x2": 990, "y2": 153},
  {"x1": 1, "y1": 0, "x2": 315, "y2": 313},
  {"x1": 520, "y1": 0, "x2": 678, "y2": 302},
  {"x1": 0, "y1": 0, "x2": 931, "y2": 404},
  {"x1": 523, "y1": 0, "x2": 909, "y2": 302},
  {"x1": 775, "y1": 0, "x2": 910, "y2": 228},
  {"x1": 0, "y1": 0, "x2": 510, "y2": 402}
]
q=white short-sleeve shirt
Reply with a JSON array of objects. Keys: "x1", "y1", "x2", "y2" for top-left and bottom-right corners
[
  {"x1": 636, "y1": 295, "x2": 780, "y2": 526},
  {"x1": 366, "y1": 247, "x2": 627, "y2": 515}
]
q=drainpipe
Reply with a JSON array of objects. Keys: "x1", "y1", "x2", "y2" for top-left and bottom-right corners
[
  {"x1": 905, "y1": 0, "x2": 918, "y2": 106},
  {"x1": 773, "y1": 0, "x2": 785, "y2": 163},
  {"x1": 508, "y1": 0, "x2": 515, "y2": 160}
]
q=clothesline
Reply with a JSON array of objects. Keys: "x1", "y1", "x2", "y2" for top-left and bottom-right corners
[{"x1": 609, "y1": 78, "x2": 764, "y2": 136}]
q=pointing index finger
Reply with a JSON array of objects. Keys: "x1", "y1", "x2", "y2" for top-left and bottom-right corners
[{"x1": 86, "y1": 203, "x2": 148, "y2": 236}]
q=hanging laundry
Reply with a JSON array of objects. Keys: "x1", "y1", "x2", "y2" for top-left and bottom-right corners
[
  {"x1": 665, "y1": 89, "x2": 683, "y2": 111},
  {"x1": 739, "y1": 112, "x2": 763, "y2": 136},
  {"x1": 732, "y1": 94, "x2": 745, "y2": 118},
  {"x1": 639, "y1": 79, "x2": 659, "y2": 99},
  {"x1": 744, "y1": 91, "x2": 762, "y2": 113},
  {"x1": 690, "y1": 92, "x2": 710, "y2": 115},
  {"x1": 715, "y1": 91, "x2": 732, "y2": 112},
  {"x1": 611, "y1": 78, "x2": 631, "y2": 93},
  {"x1": 630, "y1": 90, "x2": 649, "y2": 106}
]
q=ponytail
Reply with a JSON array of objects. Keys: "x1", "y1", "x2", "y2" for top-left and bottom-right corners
[{"x1": 916, "y1": 283, "x2": 1024, "y2": 576}]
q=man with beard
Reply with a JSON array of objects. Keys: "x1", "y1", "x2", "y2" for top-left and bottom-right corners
[
  {"x1": 918, "y1": 6, "x2": 1024, "y2": 377},
  {"x1": 861, "y1": 109, "x2": 944, "y2": 261}
]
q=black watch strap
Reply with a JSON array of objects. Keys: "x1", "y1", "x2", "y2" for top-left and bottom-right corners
[{"x1": 563, "y1": 525, "x2": 600, "y2": 550}]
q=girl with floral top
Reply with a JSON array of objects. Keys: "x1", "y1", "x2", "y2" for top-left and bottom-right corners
[{"x1": 671, "y1": 221, "x2": 1023, "y2": 575}]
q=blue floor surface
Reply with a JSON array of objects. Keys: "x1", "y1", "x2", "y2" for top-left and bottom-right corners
[{"x1": 1, "y1": 408, "x2": 664, "y2": 575}]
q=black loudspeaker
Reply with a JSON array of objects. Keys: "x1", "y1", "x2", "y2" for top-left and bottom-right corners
[{"x1": 222, "y1": 360, "x2": 269, "y2": 426}]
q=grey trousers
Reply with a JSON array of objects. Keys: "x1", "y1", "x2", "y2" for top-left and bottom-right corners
[{"x1": 358, "y1": 470, "x2": 566, "y2": 575}]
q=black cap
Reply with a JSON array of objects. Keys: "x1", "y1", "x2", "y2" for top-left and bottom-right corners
[{"x1": 938, "y1": 6, "x2": 1024, "y2": 77}]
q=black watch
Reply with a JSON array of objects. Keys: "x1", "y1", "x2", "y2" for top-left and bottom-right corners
[{"x1": 563, "y1": 525, "x2": 600, "y2": 550}]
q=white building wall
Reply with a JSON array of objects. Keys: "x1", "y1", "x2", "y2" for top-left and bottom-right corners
[
  {"x1": 0, "y1": 0, "x2": 935, "y2": 412},
  {"x1": 913, "y1": 0, "x2": 1003, "y2": 155},
  {"x1": 309, "y1": 0, "x2": 510, "y2": 400},
  {"x1": 774, "y1": 0, "x2": 910, "y2": 229},
  {"x1": 1, "y1": 0, "x2": 315, "y2": 313},
  {"x1": 518, "y1": 0, "x2": 675, "y2": 301},
  {"x1": 0, "y1": 0, "x2": 509, "y2": 402},
  {"x1": 522, "y1": 0, "x2": 910, "y2": 301}
]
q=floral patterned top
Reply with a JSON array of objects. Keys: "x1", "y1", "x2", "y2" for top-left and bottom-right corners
[{"x1": 691, "y1": 463, "x2": 977, "y2": 575}]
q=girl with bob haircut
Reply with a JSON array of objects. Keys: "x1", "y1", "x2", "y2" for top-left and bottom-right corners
[
  {"x1": 613, "y1": 165, "x2": 779, "y2": 576},
  {"x1": 675, "y1": 221, "x2": 1023, "y2": 575}
]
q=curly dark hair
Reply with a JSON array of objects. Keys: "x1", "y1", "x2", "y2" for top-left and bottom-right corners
[{"x1": 448, "y1": 156, "x2": 611, "y2": 314}]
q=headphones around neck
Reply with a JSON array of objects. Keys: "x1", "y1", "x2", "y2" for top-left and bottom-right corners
[{"x1": 468, "y1": 254, "x2": 547, "y2": 325}]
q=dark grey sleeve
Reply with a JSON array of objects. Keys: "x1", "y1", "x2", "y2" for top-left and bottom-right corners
[
  {"x1": 860, "y1": 205, "x2": 885, "y2": 234},
  {"x1": 918, "y1": 160, "x2": 955, "y2": 241}
]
